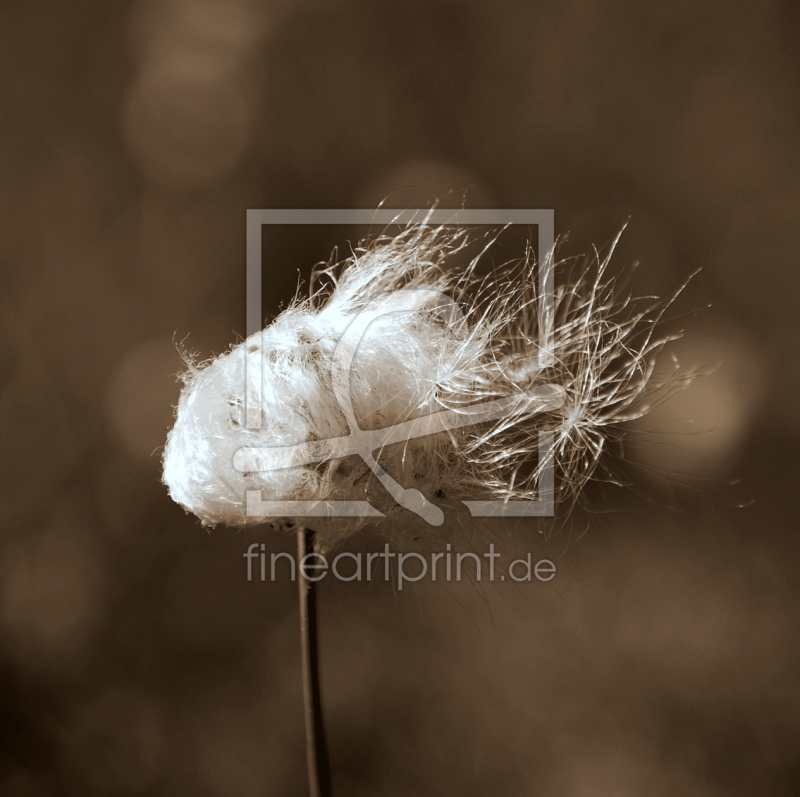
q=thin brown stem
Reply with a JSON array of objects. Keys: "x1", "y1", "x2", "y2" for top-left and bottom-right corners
[{"x1": 297, "y1": 527, "x2": 333, "y2": 797}]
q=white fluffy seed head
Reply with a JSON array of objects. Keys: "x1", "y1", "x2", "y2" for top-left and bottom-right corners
[{"x1": 162, "y1": 223, "x2": 690, "y2": 549}]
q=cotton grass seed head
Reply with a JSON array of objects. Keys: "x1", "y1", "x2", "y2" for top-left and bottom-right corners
[{"x1": 162, "y1": 223, "x2": 691, "y2": 549}]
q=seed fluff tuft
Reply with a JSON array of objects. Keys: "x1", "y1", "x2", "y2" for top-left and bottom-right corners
[{"x1": 162, "y1": 222, "x2": 692, "y2": 550}]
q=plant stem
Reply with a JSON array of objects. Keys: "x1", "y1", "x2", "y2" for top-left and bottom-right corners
[{"x1": 297, "y1": 527, "x2": 333, "y2": 797}]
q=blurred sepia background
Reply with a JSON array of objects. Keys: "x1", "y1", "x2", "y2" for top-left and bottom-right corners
[{"x1": 1, "y1": 1, "x2": 799, "y2": 794}]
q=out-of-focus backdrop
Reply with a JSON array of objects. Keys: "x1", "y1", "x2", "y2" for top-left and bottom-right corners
[{"x1": 1, "y1": 1, "x2": 799, "y2": 795}]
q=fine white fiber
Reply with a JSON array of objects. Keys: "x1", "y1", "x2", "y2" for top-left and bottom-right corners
[{"x1": 162, "y1": 222, "x2": 690, "y2": 549}]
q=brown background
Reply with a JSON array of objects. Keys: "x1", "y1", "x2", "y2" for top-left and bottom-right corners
[{"x1": 1, "y1": 1, "x2": 799, "y2": 794}]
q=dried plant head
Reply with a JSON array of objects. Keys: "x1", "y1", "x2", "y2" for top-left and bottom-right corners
[{"x1": 162, "y1": 221, "x2": 692, "y2": 550}]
